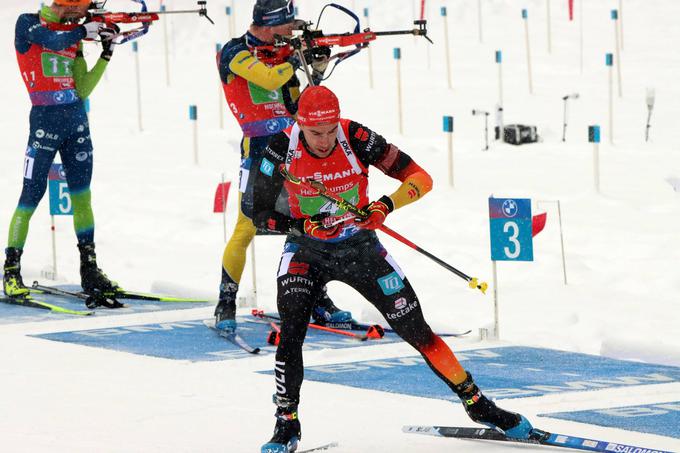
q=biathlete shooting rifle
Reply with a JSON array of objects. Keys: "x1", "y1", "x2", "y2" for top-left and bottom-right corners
[
  {"x1": 84, "y1": 0, "x2": 214, "y2": 44},
  {"x1": 264, "y1": 3, "x2": 433, "y2": 85},
  {"x1": 280, "y1": 165, "x2": 489, "y2": 294}
]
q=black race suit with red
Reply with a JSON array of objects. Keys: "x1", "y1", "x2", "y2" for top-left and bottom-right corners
[{"x1": 252, "y1": 120, "x2": 464, "y2": 404}]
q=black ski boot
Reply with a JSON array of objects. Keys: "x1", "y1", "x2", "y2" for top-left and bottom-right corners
[
  {"x1": 311, "y1": 285, "x2": 353, "y2": 324},
  {"x1": 214, "y1": 269, "x2": 237, "y2": 333},
  {"x1": 3, "y1": 248, "x2": 29, "y2": 297},
  {"x1": 454, "y1": 371, "x2": 534, "y2": 439},
  {"x1": 261, "y1": 397, "x2": 301, "y2": 453},
  {"x1": 78, "y1": 243, "x2": 119, "y2": 297}
]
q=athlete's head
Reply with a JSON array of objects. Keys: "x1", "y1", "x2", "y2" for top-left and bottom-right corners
[
  {"x1": 297, "y1": 86, "x2": 341, "y2": 158},
  {"x1": 52, "y1": 0, "x2": 91, "y2": 20},
  {"x1": 251, "y1": 0, "x2": 297, "y2": 43}
]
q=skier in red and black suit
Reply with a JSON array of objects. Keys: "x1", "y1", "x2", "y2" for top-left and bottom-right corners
[{"x1": 253, "y1": 86, "x2": 536, "y2": 453}]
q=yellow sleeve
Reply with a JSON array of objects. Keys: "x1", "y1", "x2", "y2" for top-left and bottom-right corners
[
  {"x1": 228, "y1": 50, "x2": 296, "y2": 91},
  {"x1": 387, "y1": 170, "x2": 433, "y2": 210}
]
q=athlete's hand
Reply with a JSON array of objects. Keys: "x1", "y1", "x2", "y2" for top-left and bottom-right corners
[
  {"x1": 305, "y1": 46, "x2": 331, "y2": 84},
  {"x1": 99, "y1": 24, "x2": 119, "y2": 61},
  {"x1": 302, "y1": 216, "x2": 342, "y2": 240},
  {"x1": 354, "y1": 196, "x2": 393, "y2": 230},
  {"x1": 82, "y1": 21, "x2": 105, "y2": 40}
]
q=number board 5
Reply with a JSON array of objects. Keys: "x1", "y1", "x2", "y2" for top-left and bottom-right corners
[
  {"x1": 48, "y1": 163, "x2": 73, "y2": 216},
  {"x1": 488, "y1": 197, "x2": 533, "y2": 261}
]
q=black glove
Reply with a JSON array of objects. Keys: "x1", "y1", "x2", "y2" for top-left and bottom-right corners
[
  {"x1": 304, "y1": 46, "x2": 331, "y2": 84},
  {"x1": 99, "y1": 24, "x2": 120, "y2": 61}
]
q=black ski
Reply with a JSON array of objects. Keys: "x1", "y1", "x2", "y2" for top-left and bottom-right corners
[
  {"x1": 110, "y1": 289, "x2": 208, "y2": 303},
  {"x1": 0, "y1": 294, "x2": 93, "y2": 316},
  {"x1": 402, "y1": 425, "x2": 675, "y2": 453},
  {"x1": 32, "y1": 281, "x2": 126, "y2": 309},
  {"x1": 203, "y1": 319, "x2": 261, "y2": 354}
]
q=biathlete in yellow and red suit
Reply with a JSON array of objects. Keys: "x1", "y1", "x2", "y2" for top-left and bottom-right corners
[
  {"x1": 214, "y1": 0, "x2": 351, "y2": 334},
  {"x1": 4, "y1": 0, "x2": 119, "y2": 299},
  {"x1": 252, "y1": 86, "x2": 536, "y2": 453}
]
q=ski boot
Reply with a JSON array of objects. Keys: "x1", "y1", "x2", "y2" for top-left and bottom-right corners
[
  {"x1": 311, "y1": 286, "x2": 353, "y2": 324},
  {"x1": 3, "y1": 248, "x2": 29, "y2": 297},
  {"x1": 454, "y1": 371, "x2": 535, "y2": 439},
  {"x1": 261, "y1": 397, "x2": 301, "y2": 453},
  {"x1": 214, "y1": 269, "x2": 237, "y2": 333},
  {"x1": 78, "y1": 243, "x2": 120, "y2": 306}
]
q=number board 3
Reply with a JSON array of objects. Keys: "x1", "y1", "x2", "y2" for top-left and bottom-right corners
[{"x1": 489, "y1": 197, "x2": 533, "y2": 261}]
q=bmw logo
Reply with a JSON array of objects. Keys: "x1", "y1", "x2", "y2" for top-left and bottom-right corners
[{"x1": 502, "y1": 199, "x2": 518, "y2": 218}]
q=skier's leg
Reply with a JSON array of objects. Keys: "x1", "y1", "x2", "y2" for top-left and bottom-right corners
[
  {"x1": 262, "y1": 243, "x2": 322, "y2": 452},
  {"x1": 215, "y1": 202, "x2": 256, "y2": 331},
  {"x1": 61, "y1": 113, "x2": 117, "y2": 295},
  {"x1": 215, "y1": 136, "x2": 261, "y2": 331},
  {"x1": 340, "y1": 239, "x2": 534, "y2": 439},
  {"x1": 4, "y1": 112, "x2": 59, "y2": 296}
]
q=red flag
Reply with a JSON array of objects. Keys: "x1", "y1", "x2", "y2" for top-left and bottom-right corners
[
  {"x1": 213, "y1": 182, "x2": 231, "y2": 213},
  {"x1": 532, "y1": 212, "x2": 547, "y2": 237},
  {"x1": 420, "y1": 0, "x2": 426, "y2": 20},
  {"x1": 568, "y1": 0, "x2": 574, "y2": 21}
]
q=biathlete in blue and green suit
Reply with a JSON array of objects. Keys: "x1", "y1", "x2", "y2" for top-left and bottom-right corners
[{"x1": 3, "y1": 0, "x2": 119, "y2": 298}]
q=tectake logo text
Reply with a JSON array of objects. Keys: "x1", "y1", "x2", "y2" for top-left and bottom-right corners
[{"x1": 386, "y1": 300, "x2": 419, "y2": 320}]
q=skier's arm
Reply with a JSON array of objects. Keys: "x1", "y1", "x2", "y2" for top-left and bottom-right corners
[
  {"x1": 16, "y1": 14, "x2": 85, "y2": 53},
  {"x1": 349, "y1": 122, "x2": 433, "y2": 211},
  {"x1": 224, "y1": 49, "x2": 297, "y2": 91},
  {"x1": 72, "y1": 44, "x2": 109, "y2": 99},
  {"x1": 252, "y1": 134, "x2": 300, "y2": 234}
]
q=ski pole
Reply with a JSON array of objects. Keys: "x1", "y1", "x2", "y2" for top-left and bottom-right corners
[{"x1": 279, "y1": 167, "x2": 488, "y2": 294}]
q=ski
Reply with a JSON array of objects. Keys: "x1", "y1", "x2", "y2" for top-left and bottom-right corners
[
  {"x1": 111, "y1": 289, "x2": 208, "y2": 303},
  {"x1": 203, "y1": 320, "x2": 261, "y2": 354},
  {"x1": 402, "y1": 425, "x2": 675, "y2": 453},
  {"x1": 252, "y1": 310, "x2": 384, "y2": 341},
  {"x1": 0, "y1": 294, "x2": 93, "y2": 316},
  {"x1": 322, "y1": 320, "x2": 472, "y2": 338},
  {"x1": 298, "y1": 441, "x2": 339, "y2": 452},
  {"x1": 253, "y1": 310, "x2": 470, "y2": 338},
  {"x1": 32, "y1": 281, "x2": 125, "y2": 309}
]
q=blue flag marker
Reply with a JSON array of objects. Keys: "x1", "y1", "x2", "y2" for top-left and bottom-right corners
[
  {"x1": 606, "y1": 53, "x2": 614, "y2": 66},
  {"x1": 216, "y1": 42, "x2": 222, "y2": 53},
  {"x1": 489, "y1": 197, "x2": 533, "y2": 261},
  {"x1": 189, "y1": 105, "x2": 198, "y2": 121},
  {"x1": 611, "y1": 9, "x2": 618, "y2": 20},
  {"x1": 160, "y1": 4, "x2": 166, "y2": 12},
  {"x1": 443, "y1": 116, "x2": 453, "y2": 133},
  {"x1": 363, "y1": 8, "x2": 368, "y2": 18},
  {"x1": 48, "y1": 163, "x2": 73, "y2": 216},
  {"x1": 393, "y1": 48, "x2": 401, "y2": 60},
  {"x1": 84, "y1": 98, "x2": 90, "y2": 113},
  {"x1": 588, "y1": 125, "x2": 601, "y2": 143},
  {"x1": 522, "y1": 8, "x2": 528, "y2": 19},
  {"x1": 132, "y1": 41, "x2": 138, "y2": 53},
  {"x1": 441, "y1": 6, "x2": 447, "y2": 17},
  {"x1": 226, "y1": 6, "x2": 231, "y2": 15},
  {"x1": 495, "y1": 50, "x2": 502, "y2": 63}
]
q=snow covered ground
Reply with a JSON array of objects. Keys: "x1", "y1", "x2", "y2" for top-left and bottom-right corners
[{"x1": 1, "y1": 0, "x2": 679, "y2": 451}]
